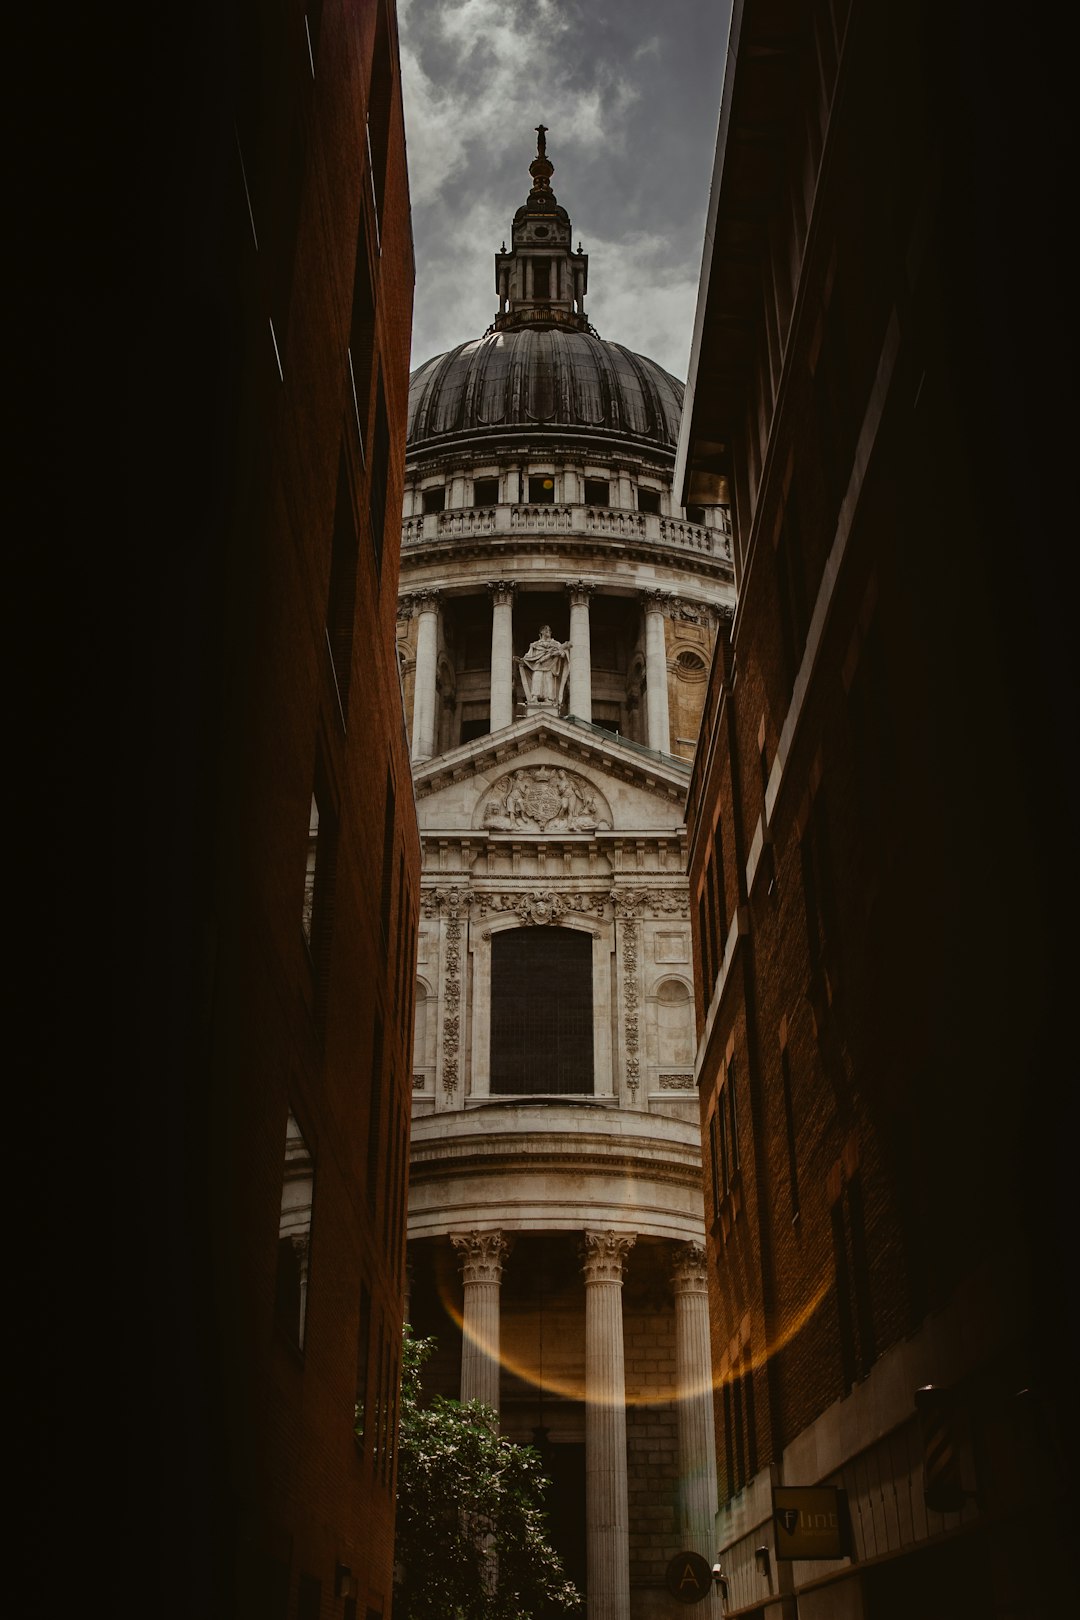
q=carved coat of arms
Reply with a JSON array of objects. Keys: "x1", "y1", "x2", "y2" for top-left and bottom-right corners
[{"x1": 479, "y1": 766, "x2": 612, "y2": 833}]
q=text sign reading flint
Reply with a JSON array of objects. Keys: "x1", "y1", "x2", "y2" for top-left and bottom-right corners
[
  {"x1": 772, "y1": 1486, "x2": 846, "y2": 1560},
  {"x1": 664, "y1": 1551, "x2": 713, "y2": 1603}
]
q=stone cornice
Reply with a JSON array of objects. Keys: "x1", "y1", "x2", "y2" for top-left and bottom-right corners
[
  {"x1": 399, "y1": 532, "x2": 734, "y2": 585},
  {"x1": 411, "y1": 712, "x2": 692, "y2": 804}
]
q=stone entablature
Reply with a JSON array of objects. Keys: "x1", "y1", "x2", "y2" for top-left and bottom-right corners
[{"x1": 408, "y1": 1105, "x2": 707, "y2": 1242}]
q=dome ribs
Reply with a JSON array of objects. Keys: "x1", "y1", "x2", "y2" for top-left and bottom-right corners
[{"x1": 405, "y1": 331, "x2": 684, "y2": 451}]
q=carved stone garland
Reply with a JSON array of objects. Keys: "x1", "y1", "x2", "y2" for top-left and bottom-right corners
[
  {"x1": 622, "y1": 918, "x2": 641, "y2": 1103},
  {"x1": 440, "y1": 888, "x2": 463, "y2": 1099}
]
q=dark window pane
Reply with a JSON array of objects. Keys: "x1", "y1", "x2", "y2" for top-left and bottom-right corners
[
  {"x1": 584, "y1": 478, "x2": 610, "y2": 506},
  {"x1": 473, "y1": 477, "x2": 499, "y2": 505},
  {"x1": 637, "y1": 487, "x2": 661, "y2": 514},
  {"x1": 422, "y1": 486, "x2": 445, "y2": 514},
  {"x1": 490, "y1": 928, "x2": 593, "y2": 1094},
  {"x1": 529, "y1": 475, "x2": 555, "y2": 503}
]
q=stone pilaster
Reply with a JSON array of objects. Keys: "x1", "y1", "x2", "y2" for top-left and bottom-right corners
[
  {"x1": 671, "y1": 1242, "x2": 721, "y2": 1614},
  {"x1": 452, "y1": 1229, "x2": 512, "y2": 1417},
  {"x1": 641, "y1": 589, "x2": 672, "y2": 753},
  {"x1": 566, "y1": 579, "x2": 594, "y2": 722},
  {"x1": 582, "y1": 1230, "x2": 636, "y2": 1620},
  {"x1": 410, "y1": 589, "x2": 441, "y2": 761},
  {"x1": 487, "y1": 580, "x2": 517, "y2": 732}
]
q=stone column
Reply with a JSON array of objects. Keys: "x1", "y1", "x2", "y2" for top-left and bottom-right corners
[
  {"x1": 565, "y1": 580, "x2": 594, "y2": 722},
  {"x1": 671, "y1": 1243, "x2": 721, "y2": 1615},
  {"x1": 641, "y1": 590, "x2": 672, "y2": 753},
  {"x1": 451, "y1": 1230, "x2": 512, "y2": 1416},
  {"x1": 487, "y1": 580, "x2": 517, "y2": 732},
  {"x1": 582, "y1": 1230, "x2": 636, "y2": 1620},
  {"x1": 410, "y1": 589, "x2": 441, "y2": 762}
]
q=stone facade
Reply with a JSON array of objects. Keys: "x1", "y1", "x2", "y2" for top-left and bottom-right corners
[{"x1": 404, "y1": 135, "x2": 733, "y2": 1618}]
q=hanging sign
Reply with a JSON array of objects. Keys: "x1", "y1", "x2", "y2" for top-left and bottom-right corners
[
  {"x1": 664, "y1": 1550, "x2": 713, "y2": 1603},
  {"x1": 772, "y1": 1486, "x2": 847, "y2": 1560}
]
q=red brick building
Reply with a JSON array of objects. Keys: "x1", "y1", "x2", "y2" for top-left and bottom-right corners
[
  {"x1": 676, "y1": 0, "x2": 1071, "y2": 1614},
  {"x1": 24, "y1": 5, "x2": 418, "y2": 1618}
]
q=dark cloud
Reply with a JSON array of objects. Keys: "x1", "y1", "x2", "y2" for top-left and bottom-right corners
[{"x1": 399, "y1": 0, "x2": 732, "y2": 377}]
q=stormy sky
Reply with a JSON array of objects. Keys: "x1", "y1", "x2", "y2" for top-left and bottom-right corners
[{"x1": 398, "y1": 0, "x2": 734, "y2": 382}]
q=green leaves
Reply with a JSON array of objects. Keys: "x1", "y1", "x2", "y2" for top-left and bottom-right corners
[{"x1": 392, "y1": 1327, "x2": 582, "y2": 1619}]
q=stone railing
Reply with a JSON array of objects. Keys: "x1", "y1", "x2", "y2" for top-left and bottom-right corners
[{"x1": 402, "y1": 504, "x2": 733, "y2": 560}]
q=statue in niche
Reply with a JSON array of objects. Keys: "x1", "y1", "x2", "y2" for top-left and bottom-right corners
[
  {"x1": 481, "y1": 765, "x2": 611, "y2": 832},
  {"x1": 515, "y1": 625, "x2": 571, "y2": 709}
]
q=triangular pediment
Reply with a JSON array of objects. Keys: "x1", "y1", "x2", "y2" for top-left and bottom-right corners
[{"x1": 411, "y1": 714, "x2": 690, "y2": 835}]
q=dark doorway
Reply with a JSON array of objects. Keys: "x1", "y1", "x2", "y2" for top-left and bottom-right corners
[
  {"x1": 542, "y1": 1442, "x2": 586, "y2": 1609},
  {"x1": 490, "y1": 928, "x2": 594, "y2": 1094}
]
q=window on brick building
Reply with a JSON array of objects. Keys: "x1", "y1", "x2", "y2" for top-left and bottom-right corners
[
  {"x1": 302, "y1": 794, "x2": 320, "y2": 945},
  {"x1": 801, "y1": 788, "x2": 839, "y2": 995},
  {"x1": 726, "y1": 1055, "x2": 740, "y2": 1177},
  {"x1": 355, "y1": 1282, "x2": 372, "y2": 1452},
  {"x1": 366, "y1": 1013, "x2": 385, "y2": 1208},
  {"x1": 781, "y1": 1046, "x2": 800, "y2": 1221},
  {"x1": 775, "y1": 480, "x2": 811, "y2": 694},
  {"x1": 275, "y1": 1111, "x2": 314, "y2": 1350},
  {"x1": 368, "y1": 370, "x2": 390, "y2": 579},
  {"x1": 327, "y1": 445, "x2": 359, "y2": 721},
  {"x1": 303, "y1": 774, "x2": 338, "y2": 1005},
  {"x1": 297, "y1": 1574, "x2": 322, "y2": 1620}
]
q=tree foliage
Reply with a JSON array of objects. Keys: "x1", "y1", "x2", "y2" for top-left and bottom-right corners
[{"x1": 390, "y1": 1327, "x2": 582, "y2": 1620}]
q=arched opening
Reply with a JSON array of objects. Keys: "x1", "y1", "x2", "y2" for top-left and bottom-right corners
[{"x1": 490, "y1": 927, "x2": 594, "y2": 1094}]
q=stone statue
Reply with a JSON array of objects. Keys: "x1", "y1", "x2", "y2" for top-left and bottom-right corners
[{"x1": 515, "y1": 625, "x2": 571, "y2": 708}]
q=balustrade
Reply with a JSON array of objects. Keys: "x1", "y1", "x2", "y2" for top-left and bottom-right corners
[{"x1": 401, "y1": 503, "x2": 732, "y2": 560}]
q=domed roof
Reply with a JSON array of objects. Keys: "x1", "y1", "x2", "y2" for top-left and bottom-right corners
[{"x1": 407, "y1": 329, "x2": 684, "y2": 454}]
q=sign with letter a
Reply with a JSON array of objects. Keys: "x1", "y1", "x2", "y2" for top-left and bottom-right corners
[{"x1": 664, "y1": 1551, "x2": 713, "y2": 1603}]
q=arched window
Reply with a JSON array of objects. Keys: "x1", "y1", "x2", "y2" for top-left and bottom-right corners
[{"x1": 490, "y1": 927, "x2": 594, "y2": 1094}]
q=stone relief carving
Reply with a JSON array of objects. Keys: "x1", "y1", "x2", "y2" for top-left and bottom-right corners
[
  {"x1": 622, "y1": 917, "x2": 641, "y2": 1101},
  {"x1": 475, "y1": 889, "x2": 606, "y2": 927},
  {"x1": 438, "y1": 887, "x2": 463, "y2": 1099},
  {"x1": 480, "y1": 766, "x2": 612, "y2": 832},
  {"x1": 610, "y1": 887, "x2": 690, "y2": 920},
  {"x1": 658, "y1": 1073, "x2": 695, "y2": 1090}
]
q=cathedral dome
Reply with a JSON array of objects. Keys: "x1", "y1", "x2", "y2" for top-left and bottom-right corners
[{"x1": 407, "y1": 328, "x2": 684, "y2": 453}]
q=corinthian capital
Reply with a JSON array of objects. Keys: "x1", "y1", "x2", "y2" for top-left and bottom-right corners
[
  {"x1": 451, "y1": 1229, "x2": 512, "y2": 1284},
  {"x1": 487, "y1": 579, "x2": 517, "y2": 605},
  {"x1": 565, "y1": 578, "x2": 595, "y2": 606},
  {"x1": 581, "y1": 1229, "x2": 636, "y2": 1284},
  {"x1": 670, "y1": 1241, "x2": 709, "y2": 1294}
]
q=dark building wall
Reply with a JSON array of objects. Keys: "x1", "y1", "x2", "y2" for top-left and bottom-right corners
[
  {"x1": 22, "y1": 4, "x2": 416, "y2": 1619},
  {"x1": 681, "y1": 0, "x2": 1070, "y2": 1606}
]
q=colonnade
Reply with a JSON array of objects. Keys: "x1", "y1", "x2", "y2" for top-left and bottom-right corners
[
  {"x1": 450, "y1": 1228, "x2": 719, "y2": 1619},
  {"x1": 408, "y1": 582, "x2": 673, "y2": 760}
]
